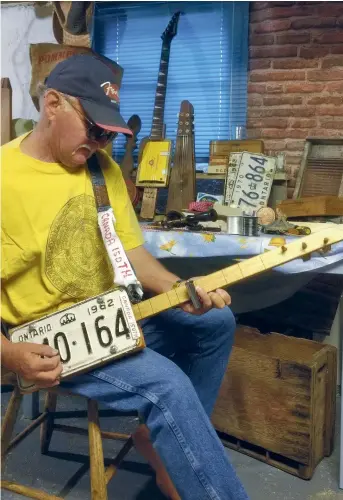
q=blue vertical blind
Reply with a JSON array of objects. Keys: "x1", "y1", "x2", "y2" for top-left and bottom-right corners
[{"x1": 93, "y1": 1, "x2": 249, "y2": 170}]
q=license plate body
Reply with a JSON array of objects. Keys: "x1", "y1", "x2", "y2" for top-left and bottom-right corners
[
  {"x1": 230, "y1": 152, "x2": 276, "y2": 214},
  {"x1": 224, "y1": 152, "x2": 241, "y2": 205},
  {"x1": 10, "y1": 289, "x2": 145, "y2": 392}
]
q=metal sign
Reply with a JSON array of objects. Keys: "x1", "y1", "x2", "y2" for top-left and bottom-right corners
[
  {"x1": 10, "y1": 289, "x2": 144, "y2": 391},
  {"x1": 230, "y1": 152, "x2": 276, "y2": 214}
]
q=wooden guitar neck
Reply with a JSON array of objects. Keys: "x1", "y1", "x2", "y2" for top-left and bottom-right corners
[
  {"x1": 121, "y1": 114, "x2": 141, "y2": 181},
  {"x1": 166, "y1": 100, "x2": 196, "y2": 213},
  {"x1": 132, "y1": 228, "x2": 343, "y2": 321}
]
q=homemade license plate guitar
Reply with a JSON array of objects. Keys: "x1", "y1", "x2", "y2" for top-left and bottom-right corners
[
  {"x1": 10, "y1": 288, "x2": 145, "y2": 392},
  {"x1": 9, "y1": 228, "x2": 343, "y2": 393}
]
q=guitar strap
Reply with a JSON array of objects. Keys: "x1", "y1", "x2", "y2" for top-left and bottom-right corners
[{"x1": 87, "y1": 153, "x2": 143, "y2": 304}]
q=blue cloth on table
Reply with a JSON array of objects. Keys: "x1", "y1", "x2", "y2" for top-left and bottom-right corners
[{"x1": 142, "y1": 227, "x2": 343, "y2": 275}]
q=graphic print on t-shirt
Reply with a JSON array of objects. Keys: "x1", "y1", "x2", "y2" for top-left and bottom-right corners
[{"x1": 45, "y1": 194, "x2": 113, "y2": 298}]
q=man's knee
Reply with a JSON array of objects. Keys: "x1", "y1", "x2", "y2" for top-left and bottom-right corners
[
  {"x1": 208, "y1": 305, "x2": 235, "y2": 330},
  {"x1": 142, "y1": 359, "x2": 200, "y2": 419},
  {"x1": 159, "y1": 358, "x2": 196, "y2": 397},
  {"x1": 200, "y1": 306, "x2": 236, "y2": 342}
]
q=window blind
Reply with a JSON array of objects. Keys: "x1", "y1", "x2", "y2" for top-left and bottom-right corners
[{"x1": 93, "y1": 1, "x2": 249, "y2": 170}]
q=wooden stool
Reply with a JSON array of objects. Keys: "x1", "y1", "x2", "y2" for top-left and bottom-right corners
[{"x1": 1, "y1": 380, "x2": 136, "y2": 500}]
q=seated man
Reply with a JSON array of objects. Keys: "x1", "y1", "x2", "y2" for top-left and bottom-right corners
[{"x1": 1, "y1": 54, "x2": 249, "y2": 500}]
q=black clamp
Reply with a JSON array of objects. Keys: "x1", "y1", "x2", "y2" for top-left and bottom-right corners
[
  {"x1": 161, "y1": 209, "x2": 219, "y2": 232},
  {"x1": 126, "y1": 283, "x2": 144, "y2": 304},
  {"x1": 185, "y1": 280, "x2": 202, "y2": 310}
]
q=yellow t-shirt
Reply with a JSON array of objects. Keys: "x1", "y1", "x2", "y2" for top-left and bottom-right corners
[{"x1": 1, "y1": 134, "x2": 144, "y2": 327}]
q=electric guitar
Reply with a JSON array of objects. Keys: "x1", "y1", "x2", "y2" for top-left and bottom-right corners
[
  {"x1": 136, "y1": 11, "x2": 181, "y2": 220},
  {"x1": 10, "y1": 228, "x2": 343, "y2": 392}
]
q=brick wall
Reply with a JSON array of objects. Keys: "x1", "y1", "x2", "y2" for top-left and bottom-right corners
[{"x1": 247, "y1": 1, "x2": 343, "y2": 196}]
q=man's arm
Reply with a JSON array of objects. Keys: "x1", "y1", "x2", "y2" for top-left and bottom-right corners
[{"x1": 127, "y1": 245, "x2": 180, "y2": 295}]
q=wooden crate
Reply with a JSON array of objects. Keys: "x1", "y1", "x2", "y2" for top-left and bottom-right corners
[
  {"x1": 212, "y1": 326, "x2": 337, "y2": 479},
  {"x1": 277, "y1": 195, "x2": 343, "y2": 217}
]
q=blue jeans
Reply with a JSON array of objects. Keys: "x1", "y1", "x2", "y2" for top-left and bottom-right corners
[{"x1": 61, "y1": 307, "x2": 249, "y2": 500}]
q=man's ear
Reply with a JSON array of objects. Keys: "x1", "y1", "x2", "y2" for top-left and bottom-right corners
[{"x1": 44, "y1": 90, "x2": 63, "y2": 121}]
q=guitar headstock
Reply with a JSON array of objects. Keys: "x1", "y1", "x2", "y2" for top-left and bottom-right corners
[
  {"x1": 177, "y1": 100, "x2": 194, "y2": 137},
  {"x1": 161, "y1": 11, "x2": 181, "y2": 43}
]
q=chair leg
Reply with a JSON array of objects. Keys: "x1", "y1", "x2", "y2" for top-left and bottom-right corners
[
  {"x1": 88, "y1": 399, "x2": 108, "y2": 500},
  {"x1": 40, "y1": 391, "x2": 58, "y2": 454},
  {"x1": 1, "y1": 386, "x2": 23, "y2": 465}
]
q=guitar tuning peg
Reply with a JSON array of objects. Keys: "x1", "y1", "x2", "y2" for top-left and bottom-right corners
[
  {"x1": 281, "y1": 245, "x2": 287, "y2": 253},
  {"x1": 302, "y1": 242, "x2": 307, "y2": 250},
  {"x1": 322, "y1": 237, "x2": 332, "y2": 253},
  {"x1": 302, "y1": 253, "x2": 312, "y2": 262}
]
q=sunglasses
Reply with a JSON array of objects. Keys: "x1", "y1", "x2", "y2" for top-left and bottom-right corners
[{"x1": 64, "y1": 96, "x2": 118, "y2": 144}]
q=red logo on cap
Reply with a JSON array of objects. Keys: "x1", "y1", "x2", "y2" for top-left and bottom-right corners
[{"x1": 101, "y1": 82, "x2": 119, "y2": 103}]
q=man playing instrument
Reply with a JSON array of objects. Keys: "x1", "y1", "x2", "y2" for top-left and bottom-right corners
[{"x1": 1, "y1": 54, "x2": 248, "y2": 500}]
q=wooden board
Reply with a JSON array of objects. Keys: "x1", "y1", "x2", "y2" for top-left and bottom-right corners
[
  {"x1": 294, "y1": 138, "x2": 343, "y2": 199},
  {"x1": 212, "y1": 326, "x2": 337, "y2": 479},
  {"x1": 278, "y1": 196, "x2": 343, "y2": 217},
  {"x1": 208, "y1": 155, "x2": 229, "y2": 174},
  {"x1": 1, "y1": 78, "x2": 12, "y2": 146},
  {"x1": 210, "y1": 139, "x2": 264, "y2": 157},
  {"x1": 140, "y1": 188, "x2": 158, "y2": 220}
]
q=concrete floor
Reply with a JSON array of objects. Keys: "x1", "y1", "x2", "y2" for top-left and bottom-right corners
[{"x1": 2, "y1": 390, "x2": 343, "y2": 500}]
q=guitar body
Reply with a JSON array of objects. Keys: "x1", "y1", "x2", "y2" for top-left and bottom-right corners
[{"x1": 136, "y1": 139, "x2": 172, "y2": 187}]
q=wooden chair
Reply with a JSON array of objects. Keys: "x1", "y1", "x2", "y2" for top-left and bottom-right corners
[{"x1": 1, "y1": 374, "x2": 136, "y2": 500}]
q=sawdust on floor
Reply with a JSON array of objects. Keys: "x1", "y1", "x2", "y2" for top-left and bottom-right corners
[{"x1": 308, "y1": 490, "x2": 343, "y2": 499}]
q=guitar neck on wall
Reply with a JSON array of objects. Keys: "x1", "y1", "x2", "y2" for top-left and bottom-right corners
[
  {"x1": 121, "y1": 114, "x2": 142, "y2": 207},
  {"x1": 166, "y1": 100, "x2": 196, "y2": 213},
  {"x1": 137, "y1": 11, "x2": 181, "y2": 220}
]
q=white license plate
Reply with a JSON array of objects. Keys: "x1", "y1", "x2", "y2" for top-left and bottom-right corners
[
  {"x1": 10, "y1": 289, "x2": 144, "y2": 391},
  {"x1": 224, "y1": 152, "x2": 241, "y2": 205},
  {"x1": 230, "y1": 152, "x2": 276, "y2": 214}
]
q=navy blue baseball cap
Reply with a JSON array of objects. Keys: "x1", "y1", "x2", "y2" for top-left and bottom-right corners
[{"x1": 45, "y1": 53, "x2": 132, "y2": 136}]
